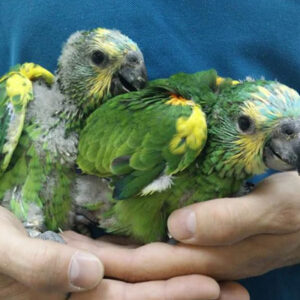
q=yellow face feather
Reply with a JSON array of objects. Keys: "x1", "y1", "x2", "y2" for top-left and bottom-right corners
[
  {"x1": 88, "y1": 70, "x2": 114, "y2": 102},
  {"x1": 226, "y1": 98, "x2": 274, "y2": 174},
  {"x1": 87, "y1": 28, "x2": 140, "y2": 103},
  {"x1": 230, "y1": 132, "x2": 266, "y2": 174},
  {"x1": 241, "y1": 101, "x2": 268, "y2": 124},
  {"x1": 225, "y1": 82, "x2": 300, "y2": 175},
  {"x1": 93, "y1": 28, "x2": 138, "y2": 55}
]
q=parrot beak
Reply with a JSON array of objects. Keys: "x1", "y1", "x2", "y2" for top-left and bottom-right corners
[
  {"x1": 110, "y1": 50, "x2": 147, "y2": 96},
  {"x1": 263, "y1": 119, "x2": 300, "y2": 174}
]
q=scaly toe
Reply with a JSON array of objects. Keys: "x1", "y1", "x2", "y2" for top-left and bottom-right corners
[{"x1": 37, "y1": 231, "x2": 66, "y2": 244}]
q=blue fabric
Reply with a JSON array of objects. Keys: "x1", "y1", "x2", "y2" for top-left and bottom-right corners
[{"x1": 0, "y1": 1, "x2": 299, "y2": 299}]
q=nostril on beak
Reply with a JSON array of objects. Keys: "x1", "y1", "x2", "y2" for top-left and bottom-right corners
[{"x1": 126, "y1": 52, "x2": 139, "y2": 64}]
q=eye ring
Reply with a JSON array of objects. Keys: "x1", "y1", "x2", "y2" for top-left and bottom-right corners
[
  {"x1": 237, "y1": 115, "x2": 255, "y2": 134},
  {"x1": 91, "y1": 50, "x2": 106, "y2": 65}
]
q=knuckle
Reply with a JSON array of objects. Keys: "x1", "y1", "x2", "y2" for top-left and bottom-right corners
[
  {"x1": 259, "y1": 173, "x2": 300, "y2": 233},
  {"x1": 268, "y1": 202, "x2": 300, "y2": 233},
  {"x1": 245, "y1": 248, "x2": 277, "y2": 276},
  {"x1": 238, "y1": 236, "x2": 287, "y2": 278},
  {"x1": 0, "y1": 276, "x2": 27, "y2": 300},
  {"x1": 163, "y1": 280, "x2": 169, "y2": 300},
  {"x1": 118, "y1": 249, "x2": 141, "y2": 282},
  {"x1": 27, "y1": 245, "x2": 63, "y2": 291},
  {"x1": 206, "y1": 202, "x2": 241, "y2": 244}
]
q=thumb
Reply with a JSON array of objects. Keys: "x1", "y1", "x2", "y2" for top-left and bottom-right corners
[
  {"x1": 167, "y1": 196, "x2": 264, "y2": 246},
  {"x1": 168, "y1": 172, "x2": 300, "y2": 246},
  {"x1": 0, "y1": 207, "x2": 104, "y2": 293}
]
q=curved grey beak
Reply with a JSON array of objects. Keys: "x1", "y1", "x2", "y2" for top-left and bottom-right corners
[
  {"x1": 110, "y1": 50, "x2": 147, "y2": 96},
  {"x1": 263, "y1": 119, "x2": 300, "y2": 173}
]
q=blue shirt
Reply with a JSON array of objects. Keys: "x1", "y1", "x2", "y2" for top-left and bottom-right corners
[{"x1": 0, "y1": 1, "x2": 299, "y2": 298}]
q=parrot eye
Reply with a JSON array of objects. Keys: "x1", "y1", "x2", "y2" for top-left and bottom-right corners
[
  {"x1": 91, "y1": 50, "x2": 106, "y2": 65},
  {"x1": 237, "y1": 115, "x2": 255, "y2": 134}
]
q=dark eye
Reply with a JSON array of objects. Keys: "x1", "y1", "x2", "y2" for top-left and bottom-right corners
[
  {"x1": 237, "y1": 115, "x2": 254, "y2": 133},
  {"x1": 91, "y1": 50, "x2": 105, "y2": 65}
]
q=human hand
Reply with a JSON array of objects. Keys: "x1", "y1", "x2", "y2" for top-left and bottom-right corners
[
  {"x1": 63, "y1": 232, "x2": 250, "y2": 300},
  {"x1": 167, "y1": 171, "x2": 300, "y2": 279},
  {"x1": 0, "y1": 206, "x2": 104, "y2": 300},
  {"x1": 61, "y1": 171, "x2": 299, "y2": 294},
  {"x1": 0, "y1": 206, "x2": 238, "y2": 300}
]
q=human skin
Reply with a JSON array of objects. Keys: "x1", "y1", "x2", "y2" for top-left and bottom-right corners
[
  {"x1": 0, "y1": 206, "x2": 248, "y2": 300},
  {"x1": 168, "y1": 171, "x2": 300, "y2": 279},
  {"x1": 2, "y1": 169, "x2": 296, "y2": 300},
  {"x1": 63, "y1": 172, "x2": 300, "y2": 283}
]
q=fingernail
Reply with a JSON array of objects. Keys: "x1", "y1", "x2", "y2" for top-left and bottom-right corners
[
  {"x1": 168, "y1": 209, "x2": 196, "y2": 240},
  {"x1": 220, "y1": 282, "x2": 250, "y2": 300},
  {"x1": 69, "y1": 251, "x2": 104, "y2": 290}
]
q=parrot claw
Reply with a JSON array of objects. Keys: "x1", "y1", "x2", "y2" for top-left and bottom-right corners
[
  {"x1": 167, "y1": 232, "x2": 178, "y2": 245},
  {"x1": 233, "y1": 181, "x2": 255, "y2": 197},
  {"x1": 36, "y1": 231, "x2": 66, "y2": 244},
  {"x1": 167, "y1": 238, "x2": 178, "y2": 245}
]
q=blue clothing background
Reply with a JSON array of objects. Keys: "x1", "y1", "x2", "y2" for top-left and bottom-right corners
[{"x1": 0, "y1": 1, "x2": 299, "y2": 299}]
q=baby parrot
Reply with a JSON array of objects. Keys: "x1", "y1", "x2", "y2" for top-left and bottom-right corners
[
  {"x1": 0, "y1": 27, "x2": 147, "y2": 240},
  {"x1": 77, "y1": 70, "x2": 300, "y2": 243}
]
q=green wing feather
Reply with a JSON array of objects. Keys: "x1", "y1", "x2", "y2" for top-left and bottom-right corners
[
  {"x1": 0, "y1": 63, "x2": 54, "y2": 174},
  {"x1": 0, "y1": 72, "x2": 33, "y2": 173},
  {"x1": 78, "y1": 73, "x2": 211, "y2": 199}
]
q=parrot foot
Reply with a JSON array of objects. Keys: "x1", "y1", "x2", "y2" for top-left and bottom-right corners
[
  {"x1": 233, "y1": 181, "x2": 255, "y2": 197},
  {"x1": 167, "y1": 238, "x2": 178, "y2": 245},
  {"x1": 26, "y1": 226, "x2": 66, "y2": 244},
  {"x1": 36, "y1": 231, "x2": 66, "y2": 244},
  {"x1": 73, "y1": 206, "x2": 100, "y2": 237},
  {"x1": 166, "y1": 232, "x2": 178, "y2": 245},
  {"x1": 74, "y1": 221, "x2": 92, "y2": 237}
]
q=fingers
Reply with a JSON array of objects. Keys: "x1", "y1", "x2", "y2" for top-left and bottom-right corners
[
  {"x1": 1, "y1": 238, "x2": 104, "y2": 293},
  {"x1": 71, "y1": 275, "x2": 220, "y2": 300},
  {"x1": 218, "y1": 282, "x2": 250, "y2": 300},
  {"x1": 168, "y1": 171, "x2": 300, "y2": 246},
  {"x1": 0, "y1": 207, "x2": 104, "y2": 293},
  {"x1": 63, "y1": 229, "x2": 300, "y2": 282},
  {"x1": 168, "y1": 197, "x2": 264, "y2": 246},
  {"x1": 63, "y1": 231, "x2": 219, "y2": 281}
]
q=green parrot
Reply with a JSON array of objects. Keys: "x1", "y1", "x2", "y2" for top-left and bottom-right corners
[
  {"x1": 77, "y1": 70, "x2": 300, "y2": 243},
  {"x1": 0, "y1": 27, "x2": 147, "y2": 240}
]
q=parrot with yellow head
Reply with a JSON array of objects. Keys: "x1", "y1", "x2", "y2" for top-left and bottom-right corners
[{"x1": 77, "y1": 70, "x2": 300, "y2": 243}]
